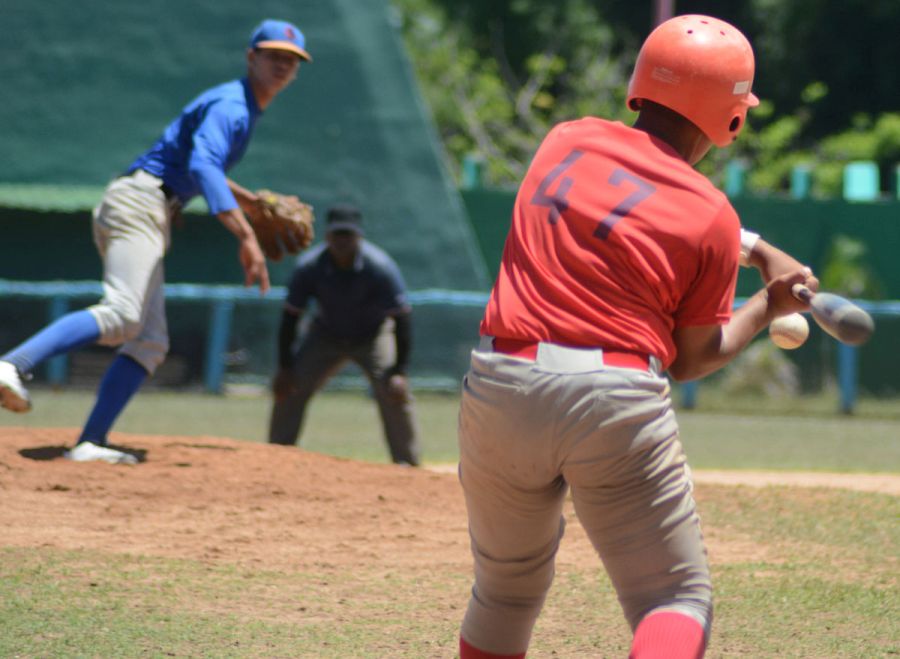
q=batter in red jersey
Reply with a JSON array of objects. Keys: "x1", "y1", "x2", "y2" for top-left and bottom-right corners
[
  {"x1": 484, "y1": 116, "x2": 742, "y2": 370},
  {"x1": 458, "y1": 14, "x2": 818, "y2": 659}
]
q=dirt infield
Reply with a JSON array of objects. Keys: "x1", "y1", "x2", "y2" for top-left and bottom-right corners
[
  {"x1": 425, "y1": 463, "x2": 900, "y2": 496},
  {"x1": 3, "y1": 427, "x2": 895, "y2": 657},
  {"x1": 0, "y1": 427, "x2": 470, "y2": 572},
  {"x1": 1, "y1": 426, "x2": 897, "y2": 571}
]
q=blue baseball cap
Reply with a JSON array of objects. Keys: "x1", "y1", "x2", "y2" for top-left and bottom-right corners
[{"x1": 249, "y1": 19, "x2": 312, "y2": 62}]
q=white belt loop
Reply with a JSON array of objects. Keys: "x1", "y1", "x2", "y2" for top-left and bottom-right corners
[{"x1": 535, "y1": 343, "x2": 604, "y2": 372}]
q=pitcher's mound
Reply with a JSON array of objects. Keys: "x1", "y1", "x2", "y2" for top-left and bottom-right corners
[{"x1": 0, "y1": 427, "x2": 470, "y2": 571}]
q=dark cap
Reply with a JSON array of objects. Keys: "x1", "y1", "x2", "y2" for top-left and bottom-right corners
[
  {"x1": 326, "y1": 204, "x2": 364, "y2": 235},
  {"x1": 249, "y1": 19, "x2": 312, "y2": 62}
]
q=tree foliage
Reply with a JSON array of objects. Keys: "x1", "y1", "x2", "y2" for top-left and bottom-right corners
[
  {"x1": 820, "y1": 235, "x2": 884, "y2": 299},
  {"x1": 393, "y1": 0, "x2": 900, "y2": 195},
  {"x1": 393, "y1": 0, "x2": 632, "y2": 186}
]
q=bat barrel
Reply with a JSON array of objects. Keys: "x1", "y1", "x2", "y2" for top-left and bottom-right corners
[
  {"x1": 812, "y1": 292, "x2": 875, "y2": 346},
  {"x1": 791, "y1": 285, "x2": 875, "y2": 346}
]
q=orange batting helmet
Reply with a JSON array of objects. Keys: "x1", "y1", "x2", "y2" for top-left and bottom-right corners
[{"x1": 627, "y1": 14, "x2": 759, "y2": 147}]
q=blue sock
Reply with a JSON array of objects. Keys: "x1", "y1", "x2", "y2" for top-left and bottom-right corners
[
  {"x1": 1, "y1": 309, "x2": 101, "y2": 375},
  {"x1": 78, "y1": 355, "x2": 148, "y2": 446}
]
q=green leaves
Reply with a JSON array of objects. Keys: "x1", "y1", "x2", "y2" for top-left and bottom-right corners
[
  {"x1": 393, "y1": 0, "x2": 900, "y2": 196},
  {"x1": 392, "y1": 0, "x2": 630, "y2": 186},
  {"x1": 821, "y1": 234, "x2": 884, "y2": 299}
]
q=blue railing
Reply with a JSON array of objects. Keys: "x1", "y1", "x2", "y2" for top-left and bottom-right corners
[
  {"x1": 0, "y1": 279, "x2": 490, "y2": 394},
  {"x1": 0, "y1": 279, "x2": 895, "y2": 412},
  {"x1": 679, "y1": 297, "x2": 900, "y2": 414}
]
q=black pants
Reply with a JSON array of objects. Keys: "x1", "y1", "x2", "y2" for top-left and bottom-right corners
[{"x1": 268, "y1": 320, "x2": 420, "y2": 465}]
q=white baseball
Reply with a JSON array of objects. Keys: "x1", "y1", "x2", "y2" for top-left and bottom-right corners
[{"x1": 769, "y1": 313, "x2": 810, "y2": 349}]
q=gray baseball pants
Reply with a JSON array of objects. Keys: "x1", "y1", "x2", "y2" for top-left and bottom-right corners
[
  {"x1": 458, "y1": 340, "x2": 711, "y2": 655},
  {"x1": 268, "y1": 319, "x2": 421, "y2": 465},
  {"x1": 88, "y1": 169, "x2": 179, "y2": 374}
]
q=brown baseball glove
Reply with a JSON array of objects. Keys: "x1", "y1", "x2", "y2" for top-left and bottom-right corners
[{"x1": 248, "y1": 190, "x2": 315, "y2": 261}]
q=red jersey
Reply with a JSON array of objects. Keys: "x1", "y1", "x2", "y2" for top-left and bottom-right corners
[{"x1": 481, "y1": 118, "x2": 741, "y2": 369}]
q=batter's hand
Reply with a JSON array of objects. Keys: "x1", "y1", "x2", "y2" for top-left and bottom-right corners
[
  {"x1": 272, "y1": 367, "x2": 296, "y2": 402},
  {"x1": 750, "y1": 239, "x2": 813, "y2": 285},
  {"x1": 765, "y1": 267, "x2": 819, "y2": 318},
  {"x1": 239, "y1": 236, "x2": 271, "y2": 294}
]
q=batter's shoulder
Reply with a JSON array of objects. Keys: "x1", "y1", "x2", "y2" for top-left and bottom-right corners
[
  {"x1": 547, "y1": 116, "x2": 617, "y2": 138},
  {"x1": 698, "y1": 177, "x2": 736, "y2": 222}
]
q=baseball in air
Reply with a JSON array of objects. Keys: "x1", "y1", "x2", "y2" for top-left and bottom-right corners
[{"x1": 769, "y1": 313, "x2": 810, "y2": 349}]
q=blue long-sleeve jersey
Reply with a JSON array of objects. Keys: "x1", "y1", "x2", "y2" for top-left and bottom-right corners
[{"x1": 127, "y1": 78, "x2": 262, "y2": 215}]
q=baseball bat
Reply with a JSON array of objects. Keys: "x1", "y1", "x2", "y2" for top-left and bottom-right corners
[{"x1": 791, "y1": 284, "x2": 874, "y2": 346}]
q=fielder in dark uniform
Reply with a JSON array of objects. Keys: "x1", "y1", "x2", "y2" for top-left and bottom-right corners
[{"x1": 268, "y1": 204, "x2": 421, "y2": 466}]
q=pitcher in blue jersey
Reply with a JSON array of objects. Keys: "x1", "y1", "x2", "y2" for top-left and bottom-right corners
[{"x1": 0, "y1": 19, "x2": 312, "y2": 464}]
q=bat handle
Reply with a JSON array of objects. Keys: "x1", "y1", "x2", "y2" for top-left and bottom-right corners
[{"x1": 791, "y1": 283, "x2": 814, "y2": 303}]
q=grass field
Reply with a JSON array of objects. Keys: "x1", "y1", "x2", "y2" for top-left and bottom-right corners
[
  {"x1": 1, "y1": 485, "x2": 896, "y2": 659},
  {"x1": 5, "y1": 387, "x2": 900, "y2": 471},
  {"x1": 2, "y1": 388, "x2": 898, "y2": 657}
]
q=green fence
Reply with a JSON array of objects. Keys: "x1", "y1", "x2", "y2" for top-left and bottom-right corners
[
  {"x1": 460, "y1": 187, "x2": 900, "y2": 397},
  {"x1": 1, "y1": 193, "x2": 898, "y2": 397},
  {"x1": 1, "y1": 0, "x2": 489, "y2": 291},
  {"x1": 1, "y1": 0, "x2": 492, "y2": 391},
  {"x1": 2, "y1": 0, "x2": 897, "y2": 398}
]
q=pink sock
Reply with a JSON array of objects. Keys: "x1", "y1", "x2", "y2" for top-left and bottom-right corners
[
  {"x1": 460, "y1": 637, "x2": 526, "y2": 659},
  {"x1": 629, "y1": 611, "x2": 706, "y2": 659}
]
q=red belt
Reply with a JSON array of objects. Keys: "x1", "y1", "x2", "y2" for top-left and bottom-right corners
[{"x1": 491, "y1": 337, "x2": 651, "y2": 371}]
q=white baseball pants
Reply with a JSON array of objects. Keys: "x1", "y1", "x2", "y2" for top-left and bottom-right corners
[
  {"x1": 457, "y1": 341, "x2": 712, "y2": 655},
  {"x1": 88, "y1": 169, "x2": 177, "y2": 374}
]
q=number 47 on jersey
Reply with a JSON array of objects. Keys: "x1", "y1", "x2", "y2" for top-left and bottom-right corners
[{"x1": 530, "y1": 149, "x2": 656, "y2": 239}]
